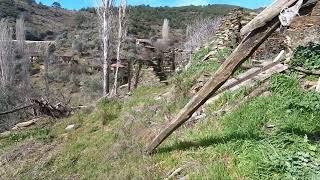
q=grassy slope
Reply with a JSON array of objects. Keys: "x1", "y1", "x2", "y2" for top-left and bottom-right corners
[{"x1": 1, "y1": 48, "x2": 320, "y2": 179}]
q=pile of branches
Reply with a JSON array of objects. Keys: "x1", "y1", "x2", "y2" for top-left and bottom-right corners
[{"x1": 0, "y1": 98, "x2": 72, "y2": 118}]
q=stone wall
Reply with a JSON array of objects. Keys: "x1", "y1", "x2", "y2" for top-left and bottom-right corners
[{"x1": 203, "y1": 1, "x2": 320, "y2": 62}]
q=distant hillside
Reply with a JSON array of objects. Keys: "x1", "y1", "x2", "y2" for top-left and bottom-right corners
[
  {"x1": 0, "y1": 0, "x2": 75, "y2": 40},
  {"x1": 128, "y1": 4, "x2": 241, "y2": 37},
  {"x1": 80, "y1": 4, "x2": 241, "y2": 38},
  {"x1": 0, "y1": 0, "x2": 240, "y2": 40}
]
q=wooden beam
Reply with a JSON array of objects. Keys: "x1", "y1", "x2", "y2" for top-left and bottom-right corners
[
  {"x1": 291, "y1": 66, "x2": 320, "y2": 75},
  {"x1": 241, "y1": 0, "x2": 318, "y2": 36},
  {"x1": 145, "y1": 17, "x2": 281, "y2": 154},
  {"x1": 240, "y1": 0, "x2": 298, "y2": 36}
]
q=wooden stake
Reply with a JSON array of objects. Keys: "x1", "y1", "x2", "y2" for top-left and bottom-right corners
[{"x1": 146, "y1": 18, "x2": 281, "y2": 154}]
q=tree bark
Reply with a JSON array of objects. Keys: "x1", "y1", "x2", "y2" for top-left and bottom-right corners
[
  {"x1": 112, "y1": 0, "x2": 127, "y2": 96},
  {"x1": 134, "y1": 62, "x2": 142, "y2": 89},
  {"x1": 128, "y1": 59, "x2": 132, "y2": 91},
  {"x1": 146, "y1": 17, "x2": 281, "y2": 154}
]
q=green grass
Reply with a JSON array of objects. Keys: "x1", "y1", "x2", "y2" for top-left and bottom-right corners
[
  {"x1": 1, "y1": 48, "x2": 320, "y2": 179},
  {"x1": 0, "y1": 127, "x2": 52, "y2": 149}
]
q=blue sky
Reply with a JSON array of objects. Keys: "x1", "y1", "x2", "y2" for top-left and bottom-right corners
[{"x1": 37, "y1": 0, "x2": 273, "y2": 10}]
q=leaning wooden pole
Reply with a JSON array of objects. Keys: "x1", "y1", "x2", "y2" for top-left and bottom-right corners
[{"x1": 146, "y1": 17, "x2": 281, "y2": 154}]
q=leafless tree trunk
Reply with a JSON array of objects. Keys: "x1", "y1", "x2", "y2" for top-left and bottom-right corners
[
  {"x1": 112, "y1": 0, "x2": 127, "y2": 96},
  {"x1": 162, "y1": 19, "x2": 169, "y2": 41},
  {"x1": 16, "y1": 16, "x2": 25, "y2": 57},
  {"x1": 134, "y1": 62, "x2": 142, "y2": 89},
  {"x1": 0, "y1": 19, "x2": 14, "y2": 88},
  {"x1": 127, "y1": 59, "x2": 132, "y2": 91},
  {"x1": 95, "y1": 0, "x2": 114, "y2": 96},
  {"x1": 16, "y1": 16, "x2": 31, "y2": 91},
  {"x1": 44, "y1": 47, "x2": 50, "y2": 99}
]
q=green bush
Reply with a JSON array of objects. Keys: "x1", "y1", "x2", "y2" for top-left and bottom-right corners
[{"x1": 291, "y1": 42, "x2": 320, "y2": 70}]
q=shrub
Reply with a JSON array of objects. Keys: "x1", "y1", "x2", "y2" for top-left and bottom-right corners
[
  {"x1": 72, "y1": 39, "x2": 84, "y2": 53},
  {"x1": 52, "y1": 2, "x2": 61, "y2": 8},
  {"x1": 75, "y1": 13, "x2": 87, "y2": 28},
  {"x1": 184, "y1": 17, "x2": 222, "y2": 51},
  {"x1": 291, "y1": 42, "x2": 320, "y2": 70}
]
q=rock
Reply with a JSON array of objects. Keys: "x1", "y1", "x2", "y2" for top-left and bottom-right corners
[
  {"x1": 305, "y1": 80, "x2": 318, "y2": 88},
  {"x1": 65, "y1": 124, "x2": 78, "y2": 131},
  {"x1": 249, "y1": 12, "x2": 258, "y2": 16},
  {"x1": 0, "y1": 131, "x2": 11, "y2": 138},
  {"x1": 266, "y1": 124, "x2": 276, "y2": 129}
]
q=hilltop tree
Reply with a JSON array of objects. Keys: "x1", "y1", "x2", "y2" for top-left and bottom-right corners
[{"x1": 52, "y1": 2, "x2": 61, "y2": 8}]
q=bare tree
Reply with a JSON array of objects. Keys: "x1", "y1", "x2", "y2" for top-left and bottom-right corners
[
  {"x1": 162, "y1": 18, "x2": 169, "y2": 41},
  {"x1": 16, "y1": 16, "x2": 25, "y2": 57},
  {"x1": 16, "y1": 16, "x2": 31, "y2": 90},
  {"x1": 153, "y1": 19, "x2": 171, "y2": 51},
  {"x1": 112, "y1": 0, "x2": 127, "y2": 96},
  {"x1": 175, "y1": 17, "x2": 221, "y2": 69},
  {"x1": 95, "y1": 0, "x2": 114, "y2": 96},
  {"x1": 0, "y1": 19, "x2": 14, "y2": 88},
  {"x1": 184, "y1": 17, "x2": 221, "y2": 52}
]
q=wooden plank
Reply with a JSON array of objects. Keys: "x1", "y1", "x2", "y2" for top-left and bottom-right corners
[
  {"x1": 215, "y1": 50, "x2": 284, "y2": 94},
  {"x1": 241, "y1": 0, "x2": 318, "y2": 36},
  {"x1": 206, "y1": 63, "x2": 288, "y2": 105},
  {"x1": 145, "y1": 17, "x2": 281, "y2": 154},
  {"x1": 240, "y1": 0, "x2": 297, "y2": 36}
]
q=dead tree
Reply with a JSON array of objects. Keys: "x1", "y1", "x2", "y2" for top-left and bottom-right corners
[
  {"x1": 0, "y1": 19, "x2": 14, "y2": 88},
  {"x1": 95, "y1": 0, "x2": 114, "y2": 96},
  {"x1": 184, "y1": 17, "x2": 221, "y2": 52},
  {"x1": 146, "y1": 0, "x2": 316, "y2": 154},
  {"x1": 112, "y1": 0, "x2": 127, "y2": 96},
  {"x1": 162, "y1": 19, "x2": 170, "y2": 42},
  {"x1": 16, "y1": 16, "x2": 26, "y2": 57},
  {"x1": 16, "y1": 16, "x2": 31, "y2": 93}
]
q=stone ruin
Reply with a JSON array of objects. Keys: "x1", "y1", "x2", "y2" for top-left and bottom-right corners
[{"x1": 203, "y1": 4, "x2": 320, "y2": 62}]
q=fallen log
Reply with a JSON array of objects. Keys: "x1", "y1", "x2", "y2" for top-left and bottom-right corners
[
  {"x1": 291, "y1": 66, "x2": 320, "y2": 75},
  {"x1": 145, "y1": 17, "x2": 281, "y2": 154},
  {"x1": 216, "y1": 50, "x2": 285, "y2": 96},
  {"x1": 0, "y1": 104, "x2": 33, "y2": 116},
  {"x1": 211, "y1": 81, "x2": 270, "y2": 117},
  {"x1": 11, "y1": 118, "x2": 40, "y2": 130}
]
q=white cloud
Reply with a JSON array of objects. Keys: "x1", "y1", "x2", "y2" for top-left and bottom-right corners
[{"x1": 174, "y1": 0, "x2": 210, "y2": 6}]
